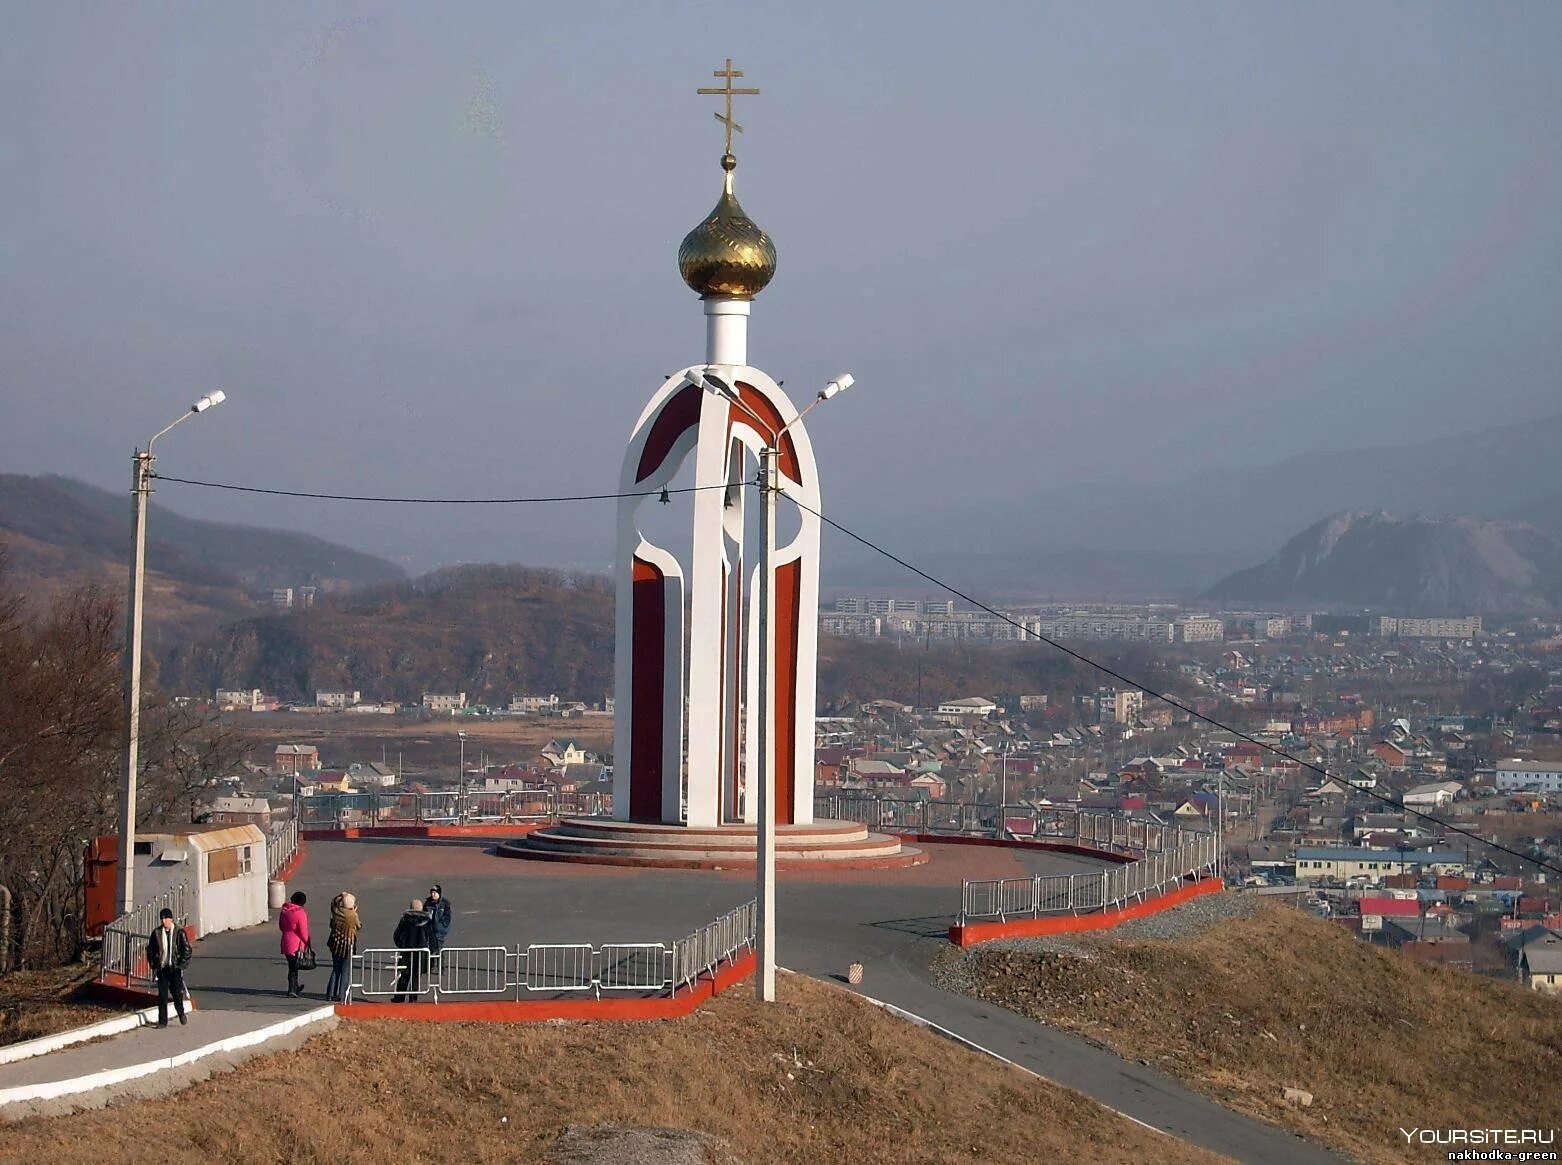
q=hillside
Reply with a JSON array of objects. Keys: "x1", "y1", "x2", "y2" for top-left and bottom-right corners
[
  {"x1": 0, "y1": 974, "x2": 1227, "y2": 1165},
  {"x1": 0, "y1": 473, "x2": 404, "y2": 645},
  {"x1": 939, "y1": 897, "x2": 1562, "y2": 1165},
  {"x1": 161, "y1": 563, "x2": 614, "y2": 704},
  {"x1": 817, "y1": 636, "x2": 1188, "y2": 714},
  {"x1": 1203, "y1": 510, "x2": 1562, "y2": 612}
]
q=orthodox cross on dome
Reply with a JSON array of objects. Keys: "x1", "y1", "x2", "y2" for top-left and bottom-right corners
[{"x1": 697, "y1": 58, "x2": 759, "y2": 157}]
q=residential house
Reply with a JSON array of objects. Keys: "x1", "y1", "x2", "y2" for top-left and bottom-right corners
[
  {"x1": 1490, "y1": 760, "x2": 1562, "y2": 794},
  {"x1": 348, "y1": 762, "x2": 398, "y2": 788},
  {"x1": 510, "y1": 693, "x2": 560, "y2": 714},
  {"x1": 1371, "y1": 741, "x2": 1411, "y2": 770},
  {"x1": 937, "y1": 696, "x2": 998, "y2": 717},
  {"x1": 540, "y1": 739, "x2": 590, "y2": 768},
  {"x1": 198, "y1": 795, "x2": 272, "y2": 828},
  {"x1": 422, "y1": 691, "x2": 468, "y2": 713},
  {"x1": 1402, "y1": 781, "x2": 1462, "y2": 810},
  {"x1": 1520, "y1": 933, "x2": 1562, "y2": 993},
  {"x1": 215, "y1": 688, "x2": 265, "y2": 712},
  {"x1": 1292, "y1": 846, "x2": 1467, "y2": 883},
  {"x1": 272, "y1": 744, "x2": 319, "y2": 777}
]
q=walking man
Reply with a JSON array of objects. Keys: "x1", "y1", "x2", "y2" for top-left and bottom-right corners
[
  {"x1": 426, "y1": 884, "x2": 452, "y2": 955},
  {"x1": 146, "y1": 907, "x2": 192, "y2": 1028}
]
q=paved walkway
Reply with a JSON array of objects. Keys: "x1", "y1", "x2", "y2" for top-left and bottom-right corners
[
  {"x1": 0, "y1": 1006, "x2": 333, "y2": 1121},
  {"x1": 13, "y1": 837, "x2": 1345, "y2": 1161}
]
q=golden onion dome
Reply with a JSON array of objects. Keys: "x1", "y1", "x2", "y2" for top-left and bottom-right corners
[{"x1": 678, "y1": 154, "x2": 776, "y2": 299}]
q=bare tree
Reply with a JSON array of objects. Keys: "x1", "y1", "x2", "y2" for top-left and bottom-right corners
[{"x1": 0, "y1": 555, "x2": 245, "y2": 969}]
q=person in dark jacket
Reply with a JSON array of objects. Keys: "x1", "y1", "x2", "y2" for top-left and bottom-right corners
[
  {"x1": 145, "y1": 907, "x2": 192, "y2": 1028},
  {"x1": 391, "y1": 898, "x2": 431, "y2": 1002},
  {"x1": 425, "y1": 884, "x2": 452, "y2": 954}
]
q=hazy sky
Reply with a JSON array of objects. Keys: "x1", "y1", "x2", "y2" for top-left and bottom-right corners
[{"x1": 3, "y1": 2, "x2": 1559, "y2": 574}]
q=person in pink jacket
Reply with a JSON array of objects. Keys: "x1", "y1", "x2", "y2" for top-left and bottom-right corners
[{"x1": 278, "y1": 890, "x2": 311, "y2": 997}]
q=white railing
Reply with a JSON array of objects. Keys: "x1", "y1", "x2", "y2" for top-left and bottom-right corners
[
  {"x1": 345, "y1": 899, "x2": 755, "y2": 1004},
  {"x1": 99, "y1": 882, "x2": 192, "y2": 989},
  {"x1": 818, "y1": 794, "x2": 1199, "y2": 857},
  {"x1": 958, "y1": 831, "x2": 1218, "y2": 924},
  {"x1": 267, "y1": 817, "x2": 299, "y2": 879}
]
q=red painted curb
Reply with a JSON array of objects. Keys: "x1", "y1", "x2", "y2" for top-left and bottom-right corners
[
  {"x1": 947, "y1": 877, "x2": 1226, "y2": 946},
  {"x1": 302, "y1": 823, "x2": 547, "y2": 841},
  {"x1": 336, "y1": 950, "x2": 756, "y2": 1023},
  {"x1": 493, "y1": 843, "x2": 928, "y2": 871},
  {"x1": 272, "y1": 844, "x2": 307, "y2": 884}
]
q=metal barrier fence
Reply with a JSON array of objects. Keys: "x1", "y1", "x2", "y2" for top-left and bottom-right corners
[
  {"x1": 267, "y1": 817, "x2": 299, "y2": 879},
  {"x1": 99, "y1": 882, "x2": 192, "y2": 989},
  {"x1": 345, "y1": 899, "x2": 755, "y2": 1004},
  {"x1": 957, "y1": 831, "x2": 1218, "y2": 924},
  {"x1": 298, "y1": 788, "x2": 610, "y2": 829},
  {"x1": 815, "y1": 794, "x2": 1197, "y2": 858}
]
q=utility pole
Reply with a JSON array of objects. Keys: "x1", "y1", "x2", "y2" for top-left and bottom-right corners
[
  {"x1": 1216, "y1": 768, "x2": 1223, "y2": 881},
  {"x1": 755, "y1": 443, "x2": 779, "y2": 1003},
  {"x1": 692, "y1": 367, "x2": 851, "y2": 1006},
  {"x1": 458, "y1": 731, "x2": 468, "y2": 824},
  {"x1": 117, "y1": 391, "x2": 226, "y2": 916},
  {"x1": 118, "y1": 448, "x2": 152, "y2": 915},
  {"x1": 1000, "y1": 742, "x2": 1010, "y2": 837}
]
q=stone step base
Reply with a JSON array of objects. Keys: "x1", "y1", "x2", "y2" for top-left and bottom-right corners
[{"x1": 498, "y1": 817, "x2": 927, "y2": 870}]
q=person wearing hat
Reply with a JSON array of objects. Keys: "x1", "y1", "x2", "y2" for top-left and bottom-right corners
[
  {"x1": 425, "y1": 884, "x2": 452, "y2": 955},
  {"x1": 145, "y1": 907, "x2": 192, "y2": 1027},
  {"x1": 325, "y1": 891, "x2": 361, "y2": 1003},
  {"x1": 391, "y1": 897, "x2": 432, "y2": 1002}
]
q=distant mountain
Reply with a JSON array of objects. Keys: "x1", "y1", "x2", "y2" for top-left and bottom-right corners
[
  {"x1": 0, "y1": 473, "x2": 404, "y2": 645},
  {"x1": 1203, "y1": 511, "x2": 1562, "y2": 612},
  {"x1": 922, "y1": 413, "x2": 1562, "y2": 594},
  {"x1": 161, "y1": 564, "x2": 614, "y2": 705}
]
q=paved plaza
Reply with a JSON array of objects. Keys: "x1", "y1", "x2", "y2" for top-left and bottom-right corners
[
  {"x1": 174, "y1": 837, "x2": 1340, "y2": 1164},
  {"x1": 1, "y1": 838, "x2": 1343, "y2": 1161}
]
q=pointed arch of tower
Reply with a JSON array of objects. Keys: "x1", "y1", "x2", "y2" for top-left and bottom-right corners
[{"x1": 613, "y1": 366, "x2": 820, "y2": 828}]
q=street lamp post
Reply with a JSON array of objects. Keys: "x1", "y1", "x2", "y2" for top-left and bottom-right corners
[
  {"x1": 692, "y1": 367, "x2": 852, "y2": 1003},
  {"x1": 118, "y1": 391, "x2": 227, "y2": 916},
  {"x1": 1000, "y1": 742, "x2": 1010, "y2": 835},
  {"x1": 458, "y1": 731, "x2": 468, "y2": 824}
]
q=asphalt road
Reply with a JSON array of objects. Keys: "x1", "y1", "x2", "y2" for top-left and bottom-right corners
[{"x1": 186, "y1": 838, "x2": 1347, "y2": 1164}]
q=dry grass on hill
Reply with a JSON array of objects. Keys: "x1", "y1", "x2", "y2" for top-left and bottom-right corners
[
  {"x1": 952, "y1": 902, "x2": 1562, "y2": 1165},
  {"x1": 0, "y1": 966, "x2": 117, "y2": 1049},
  {"x1": 4, "y1": 974, "x2": 1232, "y2": 1165}
]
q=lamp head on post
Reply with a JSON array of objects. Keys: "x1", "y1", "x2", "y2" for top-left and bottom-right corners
[
  {"x1": 191, "y1": 389, "x2": 226, "y2": 414},
  {"x1": 818, "y1": 373, "x2": 854, "y2": 401}
]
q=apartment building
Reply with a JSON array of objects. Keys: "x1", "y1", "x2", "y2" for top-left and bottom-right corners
[
  {"x1": 1175, "y1": 617, "x2": 1225, "y2": 643},
  {"x1": 1376, "y1": 616, "x2": 1482, "y2": 638},
  {"x1": 1490, "y1": 760, "x2": 1562, "y2": 794},
  {"x1": 1096, "y1": 687, "x2": 1145, "y2": 725}
]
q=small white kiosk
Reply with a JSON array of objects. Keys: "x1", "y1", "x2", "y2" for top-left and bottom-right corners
[{"x1": 132, "y1": 824, "x2": 269, "y2": 937}]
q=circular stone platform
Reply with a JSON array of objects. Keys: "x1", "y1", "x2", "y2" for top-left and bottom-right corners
[{"x1": 498, "y1": 817, "x2": 927, "y2": 870}]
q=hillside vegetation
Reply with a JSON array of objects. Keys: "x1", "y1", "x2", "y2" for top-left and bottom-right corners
[
  {"x1": 0, "y1": 473, "x2": 403, "y2": 646},
  {"x1": 163, "y1": 564, "x2": 614, "y2": 705},
  {"x1": 3, "y1": 974, "x2": 1230, "y2": 1165},
  {"x1": 945, "y1": 899, "x2": 1562, "y2": 1165},
  {"x1": 817, "y1": 636, "x2": 1191, "y2": 713}
]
